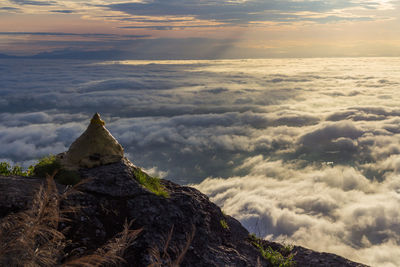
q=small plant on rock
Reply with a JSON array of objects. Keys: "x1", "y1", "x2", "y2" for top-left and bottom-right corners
[
  {"x1": 132, "y1": 167, "x2": 169, "y2": 198},
  {"x1": 32, "y1": 155, "x2": 80, "y2": 185},
  {"x1": 249, "y1": 234, "x2": 295, "y2": 267},
  {"x1": 220, "y1": 219, "x2": 229, "y2": 230}
]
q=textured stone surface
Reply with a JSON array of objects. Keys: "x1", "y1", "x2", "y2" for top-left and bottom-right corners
[
  {"x1": 78, "y1": 157, "x2": 146, "y2": 197},
  {"x1": 61, "y1": 113, "x2": 123, "y2": 169},
  {"x1": 0, "y1": 176, "x2": 42, "y2": 217},
  {"x1": 0, "y1": 175, "x2": 64, "y2": 217},
  {"x1": 0, "y1": 160, "x2": 368, "y2": 267}
]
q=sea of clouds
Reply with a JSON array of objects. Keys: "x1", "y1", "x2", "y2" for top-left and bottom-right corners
[{"x1": 1, "y1": 58, "x2": 400, "y2": 266}]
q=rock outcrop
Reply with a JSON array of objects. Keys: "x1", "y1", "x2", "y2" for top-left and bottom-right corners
[
  {"x1": 0, "y1": 114, "x2": 369, "y2": 266},
  {"x1": 59, "y1": 113, "x2": 124, "y2": 169},
  {"x1": 0, "y1": 160, "x2": 368, "y2": 266}
]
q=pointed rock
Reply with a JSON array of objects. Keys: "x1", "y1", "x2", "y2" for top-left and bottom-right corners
[{"x1": 62, "y1": 113, "x2": 124, "y2": 169}]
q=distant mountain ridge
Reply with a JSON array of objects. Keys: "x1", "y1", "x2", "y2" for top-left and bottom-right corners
[
  {"x1": 0, "y1": 53, "x2": 18, "y2": 58},
  {"x1": 0, "y1": 50, "x2": 128, "y2": 60}
]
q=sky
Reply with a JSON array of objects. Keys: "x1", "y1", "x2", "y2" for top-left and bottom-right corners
[
  {"x1": 1, "y1": 58, "x2": 400, "y2": 266},
  {"x1": 1, "y1": 0, "x2": 400, "y2": 58}
]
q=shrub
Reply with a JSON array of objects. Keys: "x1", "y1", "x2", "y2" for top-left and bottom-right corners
[
  {"x1": 132, "y1": 168, "x2": 169, "y2": 198},
  {"x1": 0, "y1": 162, "x2": 33, "y2": 176},
  {"x1": 32, "y1": 156, "x2": 80, "y2": 186},
  {"x1": 32, "y1": 155, "x2": 61, "y2": 177},
  {"x1": 0, "y1": 156, "x2": 80, "y2": 185}
]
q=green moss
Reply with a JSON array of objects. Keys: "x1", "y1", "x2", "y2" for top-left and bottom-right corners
[
  {"x1": 132, "y1": 168, "x2": 169, "y2": 198},
  {"x1": 220, "y1": 219, "x2": 229, "y2": 230},
  {"x1": 32, "y1": 155, "x2": 80, "y2": 185},
  {"x1": 249, "y1": 234, "x2": 295, "y2": 267}
]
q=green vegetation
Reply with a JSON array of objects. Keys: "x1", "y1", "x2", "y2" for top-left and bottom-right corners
[
  {"x1": 32, "y1": 155, "x2": 80, "y2": 185},
  {"x1": 280, "y1": 242, "x2": 294, "y2": 256},
  {"x1": 32, "y1": 155, "x2": 60, "y2": 177},
  {"x1": 132, "y1": 168, "x2": 169, "y2": 198},
  {"x1": 220, "y1": 219, "x2": 229, "y2": 230},
  {"x1": 249, "y1": 234, "x2": 295, "y2": 267},
  {"x1": 249, "y1": 233, "x2": 257, "y2": 240},
  {"x1": 0, "y1": 156, "x2": 80, "y2": 185},
  {"x1": 0, "y1": 162, "x2": 33, "y2": 176}
]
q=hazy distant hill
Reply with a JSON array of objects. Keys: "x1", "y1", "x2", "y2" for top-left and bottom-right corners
[
  {"x1": 30, "y1": 49, "x2": 128, "y2": 60},
  {"x1": 0, "y1": 53, "x2": 18, "y2": 58}
]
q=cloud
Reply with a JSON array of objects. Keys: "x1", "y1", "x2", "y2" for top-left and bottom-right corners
[
  {"x1": 195, "y1": 158, "x2": 400, "y2": 267},
  {"x1": 297, "y1": 121, "x2": 363, "y2": 148},
  {"x1": 104, "y1": 0, "x2": 376, "y2": 25},
  {"x1": 0, "y1": 6, "x2": 21, "y2": 12},
  {"x1": 50, "y1": 9, "x2": 73, "y2": 13},
  {"x1": 0, "y1": 32, "x2": 150, "y2": 39},
  {"x1": 326, "y1": 107, "x2": 400, "y2": 122},
  {"x1": 0, "y1": 122, "x2": 83, "y2": 160},
  {"x1": 1, "y1": 0, "x2": 391, "y2": 28},
  {"x1": 1, "y1": 58, "x2": 400, "y2": 265},
  {"x1": 120, "y1": 25, "x2": 228, "y2": 30},
  {"x1": 9, "y1": 0, "x2": 56, "y2": 6}
]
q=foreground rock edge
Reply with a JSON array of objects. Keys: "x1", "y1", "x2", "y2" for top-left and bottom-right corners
[{"x1": 0, "y1": 159, "x2": 368, "y2": 267}]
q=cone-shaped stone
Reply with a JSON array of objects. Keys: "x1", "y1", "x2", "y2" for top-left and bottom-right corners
[{"x1": 63, "y1": 113, "x2": 124, "y2": 169}]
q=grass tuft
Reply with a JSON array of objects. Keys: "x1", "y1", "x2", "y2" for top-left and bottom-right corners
[
  {"x1": 132, "y1": 167, "x2": 169, "y2": 198},
  {"x1": 220, "y1": 219, "x2": 229, "y2": 230},
  {"x1": 0, "y1": 175, "x2": 69, "y2": 266},
  {"x1": 0, "y1": 174, "x2": 141, "y2": 266},
  {"x1": 249, "y1": 234, "x2": 295, "y2": 267},
  {"x1": 63, "y1": 220, "x2": 141, "y2": 267},
  {"x1": 148, "y1": 224, "x2": 196, "y2": 267}
]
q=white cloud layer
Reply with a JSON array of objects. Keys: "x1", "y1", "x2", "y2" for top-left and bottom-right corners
[
  {"x1": 195, "y1": 158, "x2": 400, "y2": 267},
  {"x1": 1, "y1": 58, "x2": 400, "y2": 265}
]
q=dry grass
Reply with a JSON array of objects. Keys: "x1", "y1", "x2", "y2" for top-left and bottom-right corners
[
  {"x1": 0, "y1": 173, "x2": 66, "y2": 266},
  {"x1": 63, "y1": 221, "x2": 141, "y2": 267},
  {"x1": 0, "y1": 171, "x2": 198, "y2": 267},
  {"x1": 0, "y1": 173, "x2": 141, "y2": 267},
  {"x1": 148, "y1": 224, "x2": 196, "y2": 267}
]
